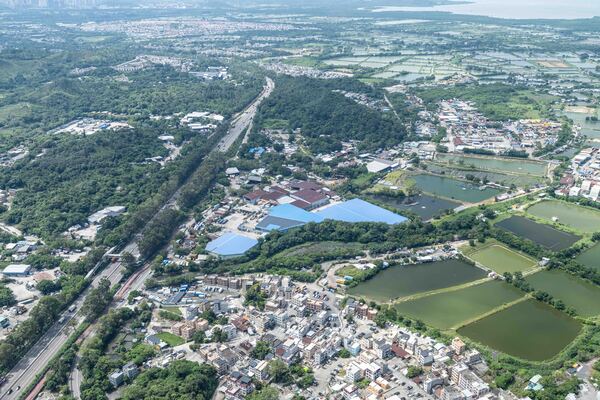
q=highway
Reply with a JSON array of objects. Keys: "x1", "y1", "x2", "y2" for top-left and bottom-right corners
[
  {"x1": 216, "y1": 77, "x2": 274, "y2": 152},
  {"x1": 0, "y1": 77, "x2": 275, "y2": 400},
  {"x1": 0, "y1": 243, "x2": 135, "y2": 400}
]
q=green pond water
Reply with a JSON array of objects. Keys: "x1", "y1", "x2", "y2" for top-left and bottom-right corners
[
  {"x1": 458, "y1": 299, "x2": 582, "y2": 361},
  {"x1": 563, "y1": 111, "x2": 600, "y2": 139},
  {"x1": 527, "y1": 270, "x2": 600, "y2": 317},
  {"x1": 369, "y1": 194, "x2": 460, "y2": 220},
  {"x1": 412, "y1": 174, "x2": 502, "y2": 203},
  {"x1": 576, "y1": 243, "x2": 600, "y2": 272},
  {"x1": 495, "y1": 216, "x2": 581, "y2": 251},
  {"x1": 437, "y1": 154, "x2": 548, "y2": 177},
  {"x1": 527, "y1": 200, "x2": 600, "y2": 233},
  {"x1": 469, "y1": 245, "x2": 536, "y2": 274},
  {"x1": 395, "y1": 281, "x2": 524, "y2": 330},
  {"x1": 426, "y1": 163, "x2": 544, "y2": 188},
  {"x1": 347, "y1": 259, "x2": 487, "y2": 303}
]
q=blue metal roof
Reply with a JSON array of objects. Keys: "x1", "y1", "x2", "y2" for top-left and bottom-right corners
[
  {"x1": 255, "y1": 204, "x2": 324, "y2": 232},
  {"x1": 268, "y1": 204, "x2": 324, "y2": 224},
  {"x1": 206, "y1": 232, "x2": 258, "y2": 256},
  {"x1": 316, "y1": 198, "x2": 408, "y2": 225}
]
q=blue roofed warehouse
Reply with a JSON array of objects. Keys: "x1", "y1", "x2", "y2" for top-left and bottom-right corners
[
  {"x1": 315, "y1": 198, "x2": 408, "y2": 224},
  {"x1": 206, "y1": 232, "x2": 259, "y2": 258}
]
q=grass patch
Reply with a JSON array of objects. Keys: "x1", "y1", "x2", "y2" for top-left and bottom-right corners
[
  {"x1": 281, "y1": 241, "x2": 364, "y2": 258},
  {"x1": 161, "y1": 306, "x2": 182, "y2": 316},
  {"x1": 261, "y1": 118, "x2": 289, "y2": 129},
  {"x1": 156, "y1": 332, "x2": 185, "y2": 347}
]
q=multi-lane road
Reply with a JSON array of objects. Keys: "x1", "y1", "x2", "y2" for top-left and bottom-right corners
[
  {"x1": 0, "y1": 77, "x2": 274, "y2": 400},
  {"x1": 216, "y1": 77, "x2": 274, "y2": 152},
  {"x1": 1, "y1": 243, "x2": 134, "y2": 400}
]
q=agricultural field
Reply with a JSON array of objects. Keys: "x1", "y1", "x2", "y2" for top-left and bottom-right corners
[
  {"x1": 463, "y1": 242, "x2": 537, "y2": 274},
  {"x1": 576, "y1": 243, "x2": 600, "y2": 272},
  {"x1": 322, "y1": 55, "x2": 404, "y2": 68},
  {"x1": 347, "y1": 259, "x2": 487, "y2": 303},
  {"x1": 527, "y1": 200, "x2": 600, "y2": 233},
  {"x1": 412, "y1": 174, "x2": 502, "y2": 203},
  {"x1": 495, "y1": 216, "x2": 581, "y2": 251},
  {"x1": 458, "y1": 299, "x2": 582, "y2": 361},
  {"x1": 395, "y1": 281, "x2": 525, "y2": 330},
  {"x1": 436, "y1": 154, "x2": 548, "y2": 177},
  {"x1": 321, "y1": 54, "x2": 463, "y2": 82},
  {"x1": 526, "y1": 270, "x2": 600, "y2": 317}
]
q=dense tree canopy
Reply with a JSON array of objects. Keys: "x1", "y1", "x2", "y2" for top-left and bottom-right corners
[
  {"x1": 255, "y1": 76, "x2": 406, "y2": 153},
  {"x1": 121, "y1": 360, "x2": 218, "y2": 400}
]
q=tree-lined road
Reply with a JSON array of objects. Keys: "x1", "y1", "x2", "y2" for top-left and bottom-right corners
[
  {"x1": 1, "y1": 242, "x2": 135, "y2": 400},
  {"x1": 1, "y1": 77, "x2": 275, "y2": 400},
  {"x1": 217, "y1": 77, "x2": 274, "y2": 152}
]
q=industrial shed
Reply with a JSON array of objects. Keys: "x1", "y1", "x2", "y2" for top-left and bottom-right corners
[
  {"x1": 206, "y1": 232, "x2": 259, "y2": 258},
  {"x1": 316, "y1": 199, "x2": 408, "y2": 225}
]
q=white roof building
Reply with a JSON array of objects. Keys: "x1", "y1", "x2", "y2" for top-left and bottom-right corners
[
  {"x1": 366, "y1": 159, "x2": 396, "y2": 174},
  {"x1": 3, "y1": 264, "x2": 32, "y2": 276}
]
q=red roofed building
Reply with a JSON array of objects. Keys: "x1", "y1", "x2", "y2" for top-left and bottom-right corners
[{"x1": 291, "y1": 189, "x2": 329, "y2": 210}]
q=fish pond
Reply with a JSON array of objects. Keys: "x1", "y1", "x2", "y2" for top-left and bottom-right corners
[
  {"x1": 526, "y1": 270, "x2": 600, "y2": 317},
  {"x1": 527, "y1": 200, "x2": 600, "y2": 233},
  {"x1": 425, "y1": 163, "x2": 544, "y2": 188},
  {"x1": 369, "y1": 193, "x2": 460, "y2": 220},
  {"x1": 347, "y1": 259, "x2": 487, "y2": 303},
  {"x1": 395, "y1": 281, "x2": 524, "y2": 330},
  {"x1": 466, "y1": 244, "x2": 536, "y2": 274},
  {"x1": 412, "y1": 174, "x2": 502, "y2": 203},
  {"x1": 436, "y1": 154, "x2": 548, "y2": 177},
  {"x1": 562, "y1": 110, "x2": 600, "y2": 139},
  {"x1": 495, "y1": 216, "x2": 581, "y2": 251},
  {"x1": 576, "y1": 243, "x2": 600, "y2": 272},
  {"x1": 458, "y1": 299, "x2": 582, "y2": 361}
]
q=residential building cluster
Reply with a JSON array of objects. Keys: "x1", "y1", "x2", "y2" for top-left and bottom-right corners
[
  {"x1": 557, "y1": 147, "x2": 600, "y2": 201},
  {"x1": 126, "y1": 269, "x2": 500, "y2": 400},
  {"x1": 113, "y1": 55, "x2": 194, "y2": 73},
  {"x1": 79, "y1": 18, "x2": 295, "y2": 40},
  {"x1": 262, "y1": 62, "x2": 353, "y2": 79},
  {"x1": 49, "y1": 118, "x2": 132, "y2": 136},
  {"x1": 437, "y1": 100, "x2": 560, "y2": 155}
]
